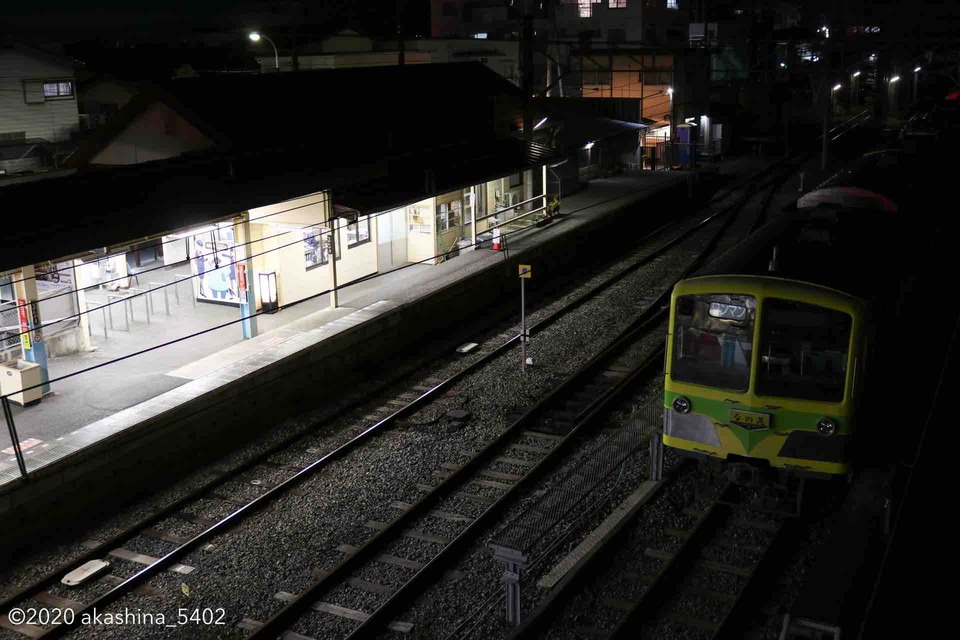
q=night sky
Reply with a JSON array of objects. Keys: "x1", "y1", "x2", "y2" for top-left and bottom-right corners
[{"x1": 1, "y1": 0, "x2": 430, "y2": 44}]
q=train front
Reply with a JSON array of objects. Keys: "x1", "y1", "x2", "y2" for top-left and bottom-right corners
[{"x1": 662, "y1": 276, "x2": 864, "y2": 477}]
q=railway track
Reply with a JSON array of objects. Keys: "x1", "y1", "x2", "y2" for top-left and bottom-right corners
[
  {"x1": 517, "y1": 479, "x2": 792, "y2": 640},
  {"x1": 243, "y1": 166, "x2": 803, "y2": 639},
  {"x1": 0, "y1": 160, "x2": 799, "y2": 640}
]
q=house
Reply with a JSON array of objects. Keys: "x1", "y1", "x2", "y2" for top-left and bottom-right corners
[
  {"x1": 0, "y1": 39, "x2": 81, "y2": 173},
  {"x1": 65, "y1": 62, "x2": 522, "y2": 168},
  {"x1": 76, "y1": 75, "x2": 138, "y2": 132}
]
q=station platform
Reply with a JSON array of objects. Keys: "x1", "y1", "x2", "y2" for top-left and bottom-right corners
[{"x1": 0, "y1": 158, "x2": 773, "y2": 550}]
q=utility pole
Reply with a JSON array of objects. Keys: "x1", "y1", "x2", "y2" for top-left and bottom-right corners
[
  {"x1": 521, "y1": 0, "x2": 534, "y2": 141},
  {"x1": 821, "y1": 77, "x2": 829, "y2": 170},
  {"x1": 397, "y1": 0, "x2": 405, "y2": 66}
]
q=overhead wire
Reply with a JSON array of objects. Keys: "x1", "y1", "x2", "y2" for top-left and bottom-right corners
[{"x1": 1, "y1": 174, "x2": 672, "y2": 395}]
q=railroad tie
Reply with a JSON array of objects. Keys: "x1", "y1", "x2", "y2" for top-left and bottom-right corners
[
  {"x1": 107, "y1": 548, "x2": 194, "y2": 575},
  {"x1": 0, "y1": 615, "x2": 44, "y2": 638},
  {"x1": 522, "y1": 430, "x2": 565, "y2": 442},
  {"x1": 208, "y1": 493, "x2": 247, "y2": 506},
  {"x1": 235, "y1": 618, "x2": 316, "y2": 639},
  {"x1": 731, "y1": 517, "x2": 780, "y2": 533},
  {"x1": 336, "y1": 545, "x2": 425, "y2": 571},
  {"x1": 172, "y1": 512, "x2": 218, "y2": 527},
  {"x1": 604, "y1": 598, "x2": 637, "y2": 611},
  {"x1": 440, "y1": 462, "x2": 522, "y2": 483},
  {"x1": 391, "y1": 501, "x2": 474, "y2": 523},
  {"x1": 365, "y1": 521, "x2": 450, "y2": 545},
  {"x1": 249, "y1": 479, "x2": 308, "y2": 496},
  {"x1": 668, "y1": 612, "x2": 721, "y2": 633},
  {"x1": 432, "y1": 470, "x2": 514, "y2": 491},
  {"x1": 100, "y1": 574, "x2": 161, "y2": 595},
  {"x1": 346, "y1": 578, "x2": 396, "y2": 596},
  {"x1": 510, "y1": 442, "x2": 552, "y2": 455},
  {"x1": 645, "y1": 548, "x2": 753, "y2": 577},
  {"x1": 141, "y1": 528, "x2": 187, "y2": 544},
  {"x1": 272, "y1": 592, "x2": 413, "y2": 633},
  {"x1": 32, "y1": 592, "x2": 83, "y2": 613},
  {"x1": 261, "y1": 460, "x2": 305, "y2": 472}
]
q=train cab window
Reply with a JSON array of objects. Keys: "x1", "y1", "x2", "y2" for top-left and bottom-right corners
[
  {"x1": 672, "y1": 294, "x2": 755, "y2": 391},
  {"x1": 755, "y1": 299, "x2": 852, "y2": 402}
]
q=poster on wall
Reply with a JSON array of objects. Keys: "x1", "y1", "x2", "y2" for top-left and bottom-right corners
[
  {"x1": 408, "y1": 203, "x2": 432, "y2": 234},
  {"x1": 191, "y1": 223, "x2": 243, "y2": 305}
]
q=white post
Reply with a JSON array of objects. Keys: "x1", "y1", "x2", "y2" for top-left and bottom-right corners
[
  {"x1": 541, "y1": 164, "x2": 547, "y2": 213},
  {"x1": 521, "y1": 276, "x2": 526, "y2": 373},
  {"x1": 329, "y1": 200, "x2": 339, "y2": 309},
  {"x1": 471, "y1": 187, "x2": 477, "y2": 249}
]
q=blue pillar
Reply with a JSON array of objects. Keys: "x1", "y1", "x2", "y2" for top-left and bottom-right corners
[{"x1": 15, "y1": 265, "x2": 50, "y2": 394}]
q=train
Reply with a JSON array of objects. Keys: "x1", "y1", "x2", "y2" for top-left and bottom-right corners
[{"x1": 661, "y1": 158, "x2": 903, "y2": 481}]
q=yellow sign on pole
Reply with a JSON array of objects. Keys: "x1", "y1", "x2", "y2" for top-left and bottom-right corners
[{"x1": 519, "y1": 265, "x2": 532, "y2": 279}]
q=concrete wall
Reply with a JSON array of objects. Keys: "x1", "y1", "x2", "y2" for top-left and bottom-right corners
[
  {"x1": 405, "y1": 198, "x2": 436, "y2": 264},
  {"x1": 0, "y1": 174, "x2": 691, "y2": 553},
  {"x1": 0, "y1": 50, "x2": 79, "y2": 143}
]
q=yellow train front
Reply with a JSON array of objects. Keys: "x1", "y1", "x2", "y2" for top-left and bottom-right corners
[{"x1": 663, "y1": 275, "x2": 866, "y2": 477}]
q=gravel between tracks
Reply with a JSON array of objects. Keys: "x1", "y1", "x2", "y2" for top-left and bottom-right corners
[{"x1": 0, "y1": 204, "x2": 716, "y2": 640}]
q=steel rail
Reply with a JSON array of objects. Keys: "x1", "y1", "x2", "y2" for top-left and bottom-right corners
[
  {"x1": 609, "y1": 485, "x2": 737, "y2": 639},
  {"x1": 347, "y1": 162, "x2": 807, "y2": 639},
  {"x1": 255, "y1": 160, "x2": 796, "y2": 639},
  {"x1": 608, "y1": 493, "x2": 789, "y2": 640},
  {"x1": 9, "y1": 172, "x2": 749, "y2": 640}
]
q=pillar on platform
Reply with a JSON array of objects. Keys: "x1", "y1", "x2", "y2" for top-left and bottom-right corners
[
  {"x1": 236, "y1": 213, "x2": 259, "y2": 340},
  {"x1": 13, "y1": 265, "x2": 50, "y2": 394}
]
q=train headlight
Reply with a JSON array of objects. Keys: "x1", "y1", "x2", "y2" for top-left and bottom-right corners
[
  {"x1": 673, "y1": 396, "x2": 692, "y2": 414},
  {"x1": 817, "y1": 417, "x2": 836, "y2": 436}
]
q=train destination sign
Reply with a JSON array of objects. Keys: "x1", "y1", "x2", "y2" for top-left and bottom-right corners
[{"x1": 729, "y1": 409, "x2": 771, "y2": 431}]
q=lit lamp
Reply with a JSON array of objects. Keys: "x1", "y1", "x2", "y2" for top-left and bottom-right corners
[
  {"x1": 249, "y1": 32, "x2": 279, "y2": 71},
  {"x1": 259, "y1": 272, "x2": 279, "y2": 313}
]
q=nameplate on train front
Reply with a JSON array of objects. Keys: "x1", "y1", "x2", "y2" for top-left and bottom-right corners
[{"x1": 729, "y1": 409, "x2": 770, "y2": 431}]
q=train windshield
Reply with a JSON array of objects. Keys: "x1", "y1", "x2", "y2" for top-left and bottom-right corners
[
  {"x1": 755, "y1": 299, "x2": 852, "y2": 402},
  {"x1": 672, "y1": 294, "x2": 756, "y2": 392}
]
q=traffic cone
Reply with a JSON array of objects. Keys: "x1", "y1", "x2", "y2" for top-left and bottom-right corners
[{"x1": 492, "y1": 227, "x2": 502, "y2": 251}]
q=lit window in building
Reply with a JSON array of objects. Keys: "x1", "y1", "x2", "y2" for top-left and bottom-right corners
[
  {"x1": 42, "y1": 81, "x2": 73, "y2": 98},
  {"x1": 474, "y1": 32, "x2": 488, "y2": 39},
  {"x1": 303, "y1": 226, "x2": 338, "y2": 268},
  {"x1": 436, "y1": 201, "x2": 463, "y2": 232},
  {"x1": 347, "y1": 216, "x2": 371, "y2": 247},
  {"x1": 667, "y1": 0, "x2": 678, "y2": 8},
  {"x1": 609, "y1": 0, "x2": 627, "y2": 8}
]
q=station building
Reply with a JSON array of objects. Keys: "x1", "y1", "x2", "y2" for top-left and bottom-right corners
[{"x1": 0, "y1": 63, "x2": 558, "y2": 470}]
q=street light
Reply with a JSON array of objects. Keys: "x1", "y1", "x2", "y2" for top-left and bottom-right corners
[
  {"x1": 249, "y1": 31, "x2": 279, "y2": 71},
  {"x1": 852, "y1": 70, "x2": 861, "y2": 77},
  {"x1": 832, "y1": 84, "x2": 842, "y2": 91},
  {"x1": 890, "y1": 75, "x2": 900, "y2": 83},
  {"x1": 914, "y1": 66, "x2": 922, "y2": 73}
]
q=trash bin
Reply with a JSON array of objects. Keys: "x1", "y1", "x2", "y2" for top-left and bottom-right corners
[{"x1": 0, "y1": 360, "x2": 43, "y2": 406}]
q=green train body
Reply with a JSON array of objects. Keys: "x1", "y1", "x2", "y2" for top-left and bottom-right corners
[{"x1": 663, "y1": 275, "x2": 867, "y2": 477}]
